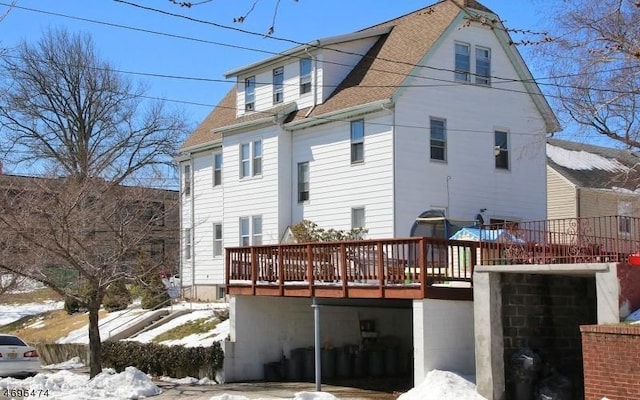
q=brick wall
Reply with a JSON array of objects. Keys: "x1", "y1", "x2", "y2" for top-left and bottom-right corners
[
  {"x1": 502, "y1": 273, "x2": 597, "y2": 399},
  {"x1": 581, "y1": 325, "x2": 640, "y2": 400}
]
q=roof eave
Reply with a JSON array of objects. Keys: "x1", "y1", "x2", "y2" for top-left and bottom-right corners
[
  {"x1": 284, "y1": 99, "x2": 394, "y2": 131},
  {"x1": 224, "y1": 26, "x2": 392, "y2": 78}
]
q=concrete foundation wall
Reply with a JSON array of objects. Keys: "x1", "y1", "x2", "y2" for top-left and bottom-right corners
[
  {"x1": 412, "y1": 298, "x2": 475, "y2": 386},
  {"x1": 224, "y1": 295, "x2": 413, "y2": 382}
]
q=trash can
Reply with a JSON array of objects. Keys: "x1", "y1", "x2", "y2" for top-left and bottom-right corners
[
  {"x1": 511, "y1": 347, "x2": 541, "y2": 400},
  {"x1": 287, "y1": 348, "x2": 305, "y2": 381},
  {"x1": 321, "y1": 348, "x2": 336, "y2": 380},
  {"x1": 336, "y1": 346, "x2": 353, "y2": 378},
  {"x1": 536, "y1": 373, "x2": 572, "y2": 400}
]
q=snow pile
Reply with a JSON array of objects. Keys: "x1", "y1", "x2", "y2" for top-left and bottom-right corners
[
  {"x1": 0, "y1": 300, "x2": 64, "y2": 327},
  {"x1": 397, "y1": 370, "x2": 487, "y2": 400},
  {"x1": 294, "y1": 393, "x2": 338, "y2": 400},
  {"x1": 43, "y1": 356, "x2": 86, "y2": 370},
  {"x1": 0, "y1": 367, "x2": 161, "y2": 399},
  {"x1": 159, "y1": 375, "x2": 216, "y2": 385}
]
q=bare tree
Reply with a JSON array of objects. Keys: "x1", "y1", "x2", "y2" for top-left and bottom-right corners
[
  {"x1": 0, "y1": 28, "x2": 187, "y2": 378},
  {"x1": 536, "y1": 0, "x2": 640, "y2": 149}
]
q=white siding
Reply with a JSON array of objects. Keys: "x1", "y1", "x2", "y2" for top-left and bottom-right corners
[
  {"x1": 291, "y1": 111, "x2": 394, "y2": 238},
  {"x1": 179, "y1": 160, "x2": 193, "y2": 287},
  {"x1": 222, "y1": 126, "x2": 282, "y2": 246},
  {"x1": 394, "y1": 21, "x2": 548, "y2": 236},
  {"x1": 547, "y1": 167, "x2": 577, "y2": 220}
]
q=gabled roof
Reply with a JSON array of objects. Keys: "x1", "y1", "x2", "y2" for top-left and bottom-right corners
[
  {"x1": 181, "y1": 0, "x2": 550, "y2": 151},
  {"x1": 547, "y1": 138, "x2": 640, "y2": 192}
]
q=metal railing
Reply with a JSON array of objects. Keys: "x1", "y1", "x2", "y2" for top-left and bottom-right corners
[{"x1": 478, "y1": 216, "x2": 640, "y2": 265}]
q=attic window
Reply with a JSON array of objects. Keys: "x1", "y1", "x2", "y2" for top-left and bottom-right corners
[
  {"x1": 273, "y1": 67, "x2": 284, "y2": 104},
  {"x1": 245, "y1": 76, "x2": 255, "y2": 111},
  {"x1": 475, "y1": 47, "x2": 491, "y2": 85},
  {"x1": 455, "y1": 43, "x2": 470, "y2": 82},
  {"x1": 300, "y1": 58, "x2": 312, "y2": 95}
]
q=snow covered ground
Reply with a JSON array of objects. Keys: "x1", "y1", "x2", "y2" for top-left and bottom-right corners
[{"x1": 0, "y1": 296, "x2": 493, "y2": 399}]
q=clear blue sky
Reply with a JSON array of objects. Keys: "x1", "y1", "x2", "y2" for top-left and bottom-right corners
[{"x1": 0, "y1": 0, "x2": 556, "y2": 132}]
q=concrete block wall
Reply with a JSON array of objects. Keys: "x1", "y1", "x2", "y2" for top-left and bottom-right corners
[
  {"x1": 501, "y1": 274, "x2": 597, "y2": 399},
  {"x1": 581, "y1": 325, "x2": 640, "y2": 400}
]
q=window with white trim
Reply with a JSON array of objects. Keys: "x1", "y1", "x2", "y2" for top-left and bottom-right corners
[
  {"x1": 183, "y1": 164, "x2": 191, "y2": 197},
  {"x1": 475, "y1": 47, "x2": 491, "y2": 85},
  {"x1": 618, "y1": 201, "x2": 633, "y2": 234},
  {"x1": 184, "y1": 228, "x2": 192, "y2": 260},
  {"x1": 298, "y1": 162, "x2": 309, "y2": 203},
  {"x1": 213, "y1": 223, "x2": 223, "y2": 257},
  {"x1": 245, "y1": 76, "x2": 255, "y2": 111},
  {"x1": 351, "y1": 207, "x2": 365, "y2": 230},
  {"x1": 240, "y1": 139, "x2": 262, "y2": 178},
  {"x1": 300, "y1": 58, "x2": 312, "y2": 95},
  {"x1": 455, "y1": 42, "x2": 470, "y2": 82},
  {"x1": 273, "y1": 67, "x2": 284, "y2": 104},
  {"x1": 213, "y1": 152, "x2": 222, "y2": 186},
  {"x1": 494, "y1": 130, "x2": 509, "y2": 170},
  {"x1": 240, "y1": 215, "x2": 262, "y2": 246},
  {"x1": 430, "y1": 118, "x2": 446, "y2": 161},
  {"x1": 351, "y1": 119, "x2": 364, "y2": 163}
]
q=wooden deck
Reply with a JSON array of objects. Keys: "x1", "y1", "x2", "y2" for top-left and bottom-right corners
[{"x1": 225, "y1": 216, "x2": 640, "y2": 300}]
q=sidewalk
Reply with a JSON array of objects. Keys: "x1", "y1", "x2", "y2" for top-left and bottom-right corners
[{"x1": 152, "y1": 381, "x2": 400, "y2": 400}]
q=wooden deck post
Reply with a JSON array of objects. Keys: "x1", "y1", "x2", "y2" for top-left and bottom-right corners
[
  {"x1": 340, "y1": 243, "x2": 347, "y2": 297},
  {"x1": 250, "y1": 247, "x2": 257, "y2": 295},
  {"x1": 377, "y1": 241, "x2": 384, "y2": 297},
  {"x1": 225, "y1": 248, "x2": 231, "y2": 286},
  {"x1": 419, "y1": 238, "x2": 427, "y2": 298},
  {"x1": 307, "y1": 244, "x2": 314, "y2": 296},
  {"x1": 278, "y1": 245, "x2": 284, "y2": 296}
]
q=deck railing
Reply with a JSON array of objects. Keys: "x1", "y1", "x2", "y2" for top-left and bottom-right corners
[
  {"x1": 479, "y1": 215, "x2": 640, "y2": 265},
  {"x1": 225, "y1": 237, "x2": 479, "y2": 298}
]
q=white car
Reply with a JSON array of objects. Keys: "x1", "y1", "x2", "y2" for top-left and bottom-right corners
[{"x1": 0, "y1": 334, "x2": 40, "y2": 377}]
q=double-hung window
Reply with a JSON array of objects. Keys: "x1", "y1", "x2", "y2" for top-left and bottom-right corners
[
  {"x1": 273, "y1": 67, "x2": 284, "y2": 104},
  {"x1": 298, "y1": 162, "x2": 309, "y2": 203},
  {"x1": 351, "y1": 207, "x2": 365, "y2": 230},
  {"x1": 184, "y1": 228, "x2": 192, "y2": 260},
  {"x1": 213, "y1": 152, "x2": 222, "y2": 186},
  {"x1": 240, "y1": 216, "x2": 262, "y2": 246},
  {"x1": 455, "y1": 43, "x2": 470, "y2": 82},
  {"x1": 350, "y1": 119, "x2": 364, "y2": 163},
  {"x1": 183, "y1": 164, "x2": 191, "y2": 197},
  {"x1": 475, "y1": 47, "x2": 491, "y2": 85},
  {"x1": 240, "y1": 139, "x2": 262, "y2": 178},
  {"x1": 494, "y1": 130, "x2": 509, "y2": 169},
  {"x1": 430, "y1": 118, "x2": 446, "y2": 161},
  {"x1": 300, "y1": 58, "x2": 312, "y2": 95},
  {"x1": 213, "y1": 223, "x2": 223, "y2": 257},
  {"x1": 245, "y1": 76, "x2": 255, "y2": 111}
]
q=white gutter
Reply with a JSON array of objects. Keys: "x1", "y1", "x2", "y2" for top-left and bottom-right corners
[
  {"x1": 178, "y1": 139, "x2": 223, "y2": 158},
  {"x1": 285, "y1": 99, "x2": 394, "y2": 131}
]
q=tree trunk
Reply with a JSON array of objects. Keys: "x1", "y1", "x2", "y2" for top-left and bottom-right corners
[{"x1": 88, "y1": 301, "x2": 102, "y2": 378}]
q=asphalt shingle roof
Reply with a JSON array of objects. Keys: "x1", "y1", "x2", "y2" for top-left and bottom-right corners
[{"x1": 181, "y1": 0, "x2": 499, "y2": 151}]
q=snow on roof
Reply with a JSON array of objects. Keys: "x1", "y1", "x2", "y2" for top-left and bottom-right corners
[{"x1": 546, "y1": 143, "x2": 630, "y2": 172}]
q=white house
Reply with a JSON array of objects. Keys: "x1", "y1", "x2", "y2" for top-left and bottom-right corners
[
  {"x1": 178, "y1": 2, "x2": 562, "y2": 394},
  {"x1": 178, "y1": 0, "x2": 559, "y2": 301}
]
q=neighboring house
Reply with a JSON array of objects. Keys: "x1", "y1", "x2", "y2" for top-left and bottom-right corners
[
  {"x1": 547, "y1": 138, "x2": 640, "y2": 245},
  {"x1": 0, "y1": 173, "x2": 179, "y2": 277},
  {"x1": 178, "y1": 0, "x2": 560, "y2": 301}
]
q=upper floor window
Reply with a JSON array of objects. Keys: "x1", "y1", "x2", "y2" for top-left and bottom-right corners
[
  {"x1": 240, "y1": 215, "x2": 262, "y2": 246},
  {"x1": 273, "y1": 67, "x2": 284, "y2": 104},
  {"x1": 351, "y1": 119, "x2": 364, "y2": 164},
  {"x1": 213, "y1": 223, "x2": 223, "y2": 257},
  {"x1": 494, "y1": 130, "x2": 509, "y2": 170},
  {"x1": 430, "y1": 118, "x2": 446, "y2": 161},
  {"x1": 184, "y1": 228, "x2": 192, "y2": 260},
  {"x1": 240, "y1": 139, "x2": 262, "y2": 178},
  {"x1": 475, "y1": 47, "x2": 491, "y2": 85},
  {"x1": 213, "y1": 152, "x2": 222, "y2": 186},
  {"x1": 245, "y1": 76, "x2": 255, "y2": 111},
  {"x1": 618, "y1": 202, "x2": 633, "y2": 235},
  {"x1": 298, "y1": 162, "x2": 309, "y2": 203},
  {"x1": 455, "y1": 43, "x2": 470, "y2": 82},
  {"x1": 183, "y1": 164, "x2": 191, "y2": 197},
  {"x1": 300, "y1": 58, "x2": 312, "y2": 95}
]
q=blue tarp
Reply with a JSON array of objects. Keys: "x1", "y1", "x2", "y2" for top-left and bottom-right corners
[{"x1": 449, "y1": 227, "x2": 525, "y2": 243}]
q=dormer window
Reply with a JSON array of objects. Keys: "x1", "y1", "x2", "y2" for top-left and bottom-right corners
[
  {"x1": 273, "y1": 67, "x2": 284, "y2": 104},
  {"x1": 300, "y1": 58, "x2": 312, "y2": 95},
  {"x1": 245, "y1": 76, "x2": 255, "y2": 111}
]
